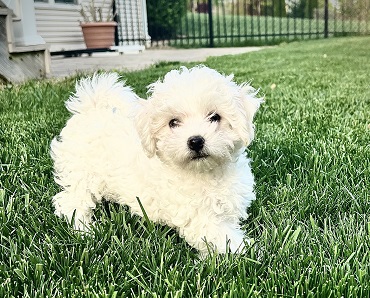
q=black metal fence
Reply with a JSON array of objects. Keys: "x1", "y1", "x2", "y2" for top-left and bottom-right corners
[{"x1": 147, "y1": 0, "x2": 370, "y2": 47}]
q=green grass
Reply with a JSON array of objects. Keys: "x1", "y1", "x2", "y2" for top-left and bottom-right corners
[
  {"x1": 167, "y1": 12, "x2": 370, "y2": 47},
  {"x1": 1, "y1": 36, "x2": 370, "y2": 297}
]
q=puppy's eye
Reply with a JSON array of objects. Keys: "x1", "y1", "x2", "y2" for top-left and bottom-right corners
[
  {"x1": 208, "y1": 113, "x2": 221, "y2": 123},
  {"x1": 169, "y1": 118, "x2": 181, "y2": 128}
]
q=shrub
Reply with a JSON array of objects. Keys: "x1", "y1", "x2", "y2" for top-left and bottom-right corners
[
  {"x1": 147, "y1": 0, "x2": 187, "y2": 40},
  {"x1": 288, "y1": 0, "x2": 318, "y2": 19}
]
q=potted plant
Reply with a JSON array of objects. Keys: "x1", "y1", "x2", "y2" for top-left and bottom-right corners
[{"x1": 79, "y1": 0, "x2": 117, "y2": 49}]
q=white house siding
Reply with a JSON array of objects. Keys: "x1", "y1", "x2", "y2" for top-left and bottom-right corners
[{"x1": 34, "y1": 0, "x2": 108, "y2": 52}]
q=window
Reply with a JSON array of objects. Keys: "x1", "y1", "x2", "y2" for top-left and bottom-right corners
[
  {"x1": 34, "y1": 0, "x2": 78, "y2": 3},
  {"x1": 55, "y1": 0, "x2": 78, "y2": 3}
]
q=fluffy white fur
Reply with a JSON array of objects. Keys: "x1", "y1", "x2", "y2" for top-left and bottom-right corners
[{"x1": 51, "y1": 66, "x2": 262, "y2": 254}]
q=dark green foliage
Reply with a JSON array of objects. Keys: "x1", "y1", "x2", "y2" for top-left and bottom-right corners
[
  {"x1": 289, "y1": 0, "x2": 319, "y2": 18},
  {"x1": 147, "y1": 0, "x2": 187, "y2": 39},
  {"x1": 270, "y1": 0, "x2": 287, "y2": 17},
  {"x1": 253, "y1": 0, "x2": 287, "y2": 17}
]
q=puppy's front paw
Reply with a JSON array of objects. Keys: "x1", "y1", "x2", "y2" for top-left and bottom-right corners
[
  {"x1": 53, "y1": 191, "x2": 93, "y2": 232},
  {"x1": 228, "y1": 235, "x2": 254, "y2": 254},
  {"x1": 194, "y1": 224, "x2": 250, "y2": 254},
  {"x1": 227, "y1": 233, "x2": 246, "y2": 253}
]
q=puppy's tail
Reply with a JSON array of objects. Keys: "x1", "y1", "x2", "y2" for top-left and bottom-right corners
[{"x1": 65, "y1": 72, "x2": 140, "y2": 115}]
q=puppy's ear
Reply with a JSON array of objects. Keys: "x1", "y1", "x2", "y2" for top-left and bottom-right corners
[
  {"x1": 234, "y1": 84, "x2": 263, "y2": 146},
  {"x1": 135, "y1": 101, "x2": 157, "y2": 157}
]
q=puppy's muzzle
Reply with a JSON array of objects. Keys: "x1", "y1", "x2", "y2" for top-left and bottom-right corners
[{"x1": 188, "y1": 135, "x2": 205, "y2": 153}]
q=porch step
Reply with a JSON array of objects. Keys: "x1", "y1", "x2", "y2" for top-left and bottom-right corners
[{"x1": 0, "y1": 8, "x2": 50, "y2": 84}]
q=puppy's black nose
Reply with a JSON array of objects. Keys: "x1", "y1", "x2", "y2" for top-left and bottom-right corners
[{"x1": 188, "y1": 136, "x2": 205, "y2": 152}]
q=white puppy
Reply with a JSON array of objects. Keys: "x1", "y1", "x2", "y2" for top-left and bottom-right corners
[{"x1": 51, "y1": 66, "x2": 262, "y2": 254}]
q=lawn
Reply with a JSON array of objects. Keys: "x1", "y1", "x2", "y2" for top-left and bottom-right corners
[{"x1": 0, "y1": 36, "x2": 370, "y2": 297}]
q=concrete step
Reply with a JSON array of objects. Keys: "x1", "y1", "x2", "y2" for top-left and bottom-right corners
[{"x1": 0, "y1": 7, "x2": 50, "y2": 83}]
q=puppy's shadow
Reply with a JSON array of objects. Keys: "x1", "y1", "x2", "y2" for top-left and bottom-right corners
[{"x1": 94, "y1": 200, "x2": 197, "y2": 253}]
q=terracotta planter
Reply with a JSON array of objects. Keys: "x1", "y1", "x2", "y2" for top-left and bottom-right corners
[{"x1": 80, "y1": 22, "x2": 117, "y2": 49}]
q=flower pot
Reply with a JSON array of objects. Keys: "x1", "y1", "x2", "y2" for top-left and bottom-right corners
[{"x1": 80, "y1": 22, "x2": 117, "y2": 49}]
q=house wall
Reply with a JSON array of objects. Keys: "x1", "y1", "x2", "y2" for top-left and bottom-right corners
[
  {"x1": 34, "y1": 0, "x2": 107, "y2": 52},
  {"x1": 34, "y1": 0, "x2": 150, "y2": 52}
]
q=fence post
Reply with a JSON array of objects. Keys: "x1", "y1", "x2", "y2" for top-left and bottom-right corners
[
  {"x1": 208, "y1": 0, "x2": 214, "y2": 47},
  {"x1": 113, "y1": 0, "x2": 119, "y2": 46},
  {"x1": 324, "y1": 0, "x2": 329, "y2": 38}
]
